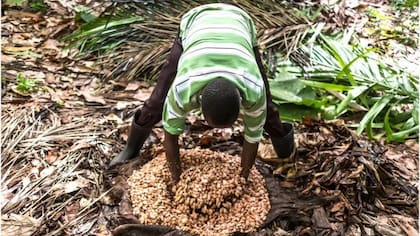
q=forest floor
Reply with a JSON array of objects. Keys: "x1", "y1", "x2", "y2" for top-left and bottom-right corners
[{"x1": 1, "y1": 1, "x2": 418, "y2": 235}]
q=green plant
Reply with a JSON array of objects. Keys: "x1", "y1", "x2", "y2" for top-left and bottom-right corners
[
  {"x1": 64, "y1": 0, "x2": 314, "y2": 81},
  {"x1": 16, "y1": 74, "x2": 40, "y2": 93},
  {"x1": 6, "y1": 0, "x2": 25, "y2": 6},
  {"x1": 270, "y1": 33, "x2": 419, "y2": 142},
  {"x1": 392, "y1": 0, "x2": 419, "y2": 8},
  {"x1": 74, "y1": 6, "x2": 97, "y2": 23},
  {"x1": 28, "y1": 0, "x2": 48, "y2": 13}
]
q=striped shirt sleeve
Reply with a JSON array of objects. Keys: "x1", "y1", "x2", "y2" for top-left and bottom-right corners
[
  {"x1": 162, "y1": 88, "x2": 187, "y2": 135},
  {"x1": 243, "y1": 89, "x2": 267, "y2": 143}
]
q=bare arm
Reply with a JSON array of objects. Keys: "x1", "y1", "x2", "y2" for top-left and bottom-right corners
[
  {"x1": 164, "y1": 130, "x2": 182, "y2": 184},
  {"x1": 148, "y1": 37, "x2": 183, "y2": 106},
  {"x1": 240, "y1": 140, "x2": 259, "y2": 179}
]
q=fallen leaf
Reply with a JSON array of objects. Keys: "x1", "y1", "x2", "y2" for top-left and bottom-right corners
[
  {"x1": 1, "y1": 214, "x2": 41, "y2": 236},
  {"x1": 81, "y1": 88, "x2": 106, "y2": 105},
  {"x1": 133, "y1": 87, "x2": 153, "y2": 101},
  {"x1": 3, "y1": 46, "x2": 33, "y2": 52},
  {"x1": 5, "y1": 10, "x2": 41, "y2": 21},
  {"x1": 105, "y1": 113, "x2": 123, "y2": 124},
  {"x1": 40, "y1": 167, "x2": 56, "y2": 178},
  {"x1": 114, "y1": 101, "x2": 141, "y2": 110},
  {"x1": 1, "y1": 54, "x2": 15, "y2": 63},
  {"x1": 64, "y1": 179, "x2": 89, "y2": 194},
  {"x1": 45, "y1": 150, "x2": 59, "y2": 164},
  {"x1": 405, "y1": 140, "x2": 418, "y2": 152},
  {"x1": 125, "y1": 81, "x2": 142, "y2": 91},
  {"x1": 330, "y1": 201, "x2": 346, "y2": 212},
  {"x1": 63, "y1": 202, "x2": 80, "y2": 224},
  {"x1": 42, "y1": 39, "x2": 61, "y2": 50}
]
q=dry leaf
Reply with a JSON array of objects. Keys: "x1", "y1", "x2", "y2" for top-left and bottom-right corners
[
  {"x1": 40, "y1": 166, "x2": 56, "y2": 178},
  {"x1": 114, "y1": 101, "x2": 141, "y2": 110},
  {"x1": 64, "y1": 179, "x2": 89, "y2": 194},
  {"x1": 330, "y1": 201, "x2": 346, "y2": 212},
  {"x1": 81, "y1": 88, "x2": 106, "y2": 105},
  {"x1": 133, "y1": 87, "x2": 153, "y2": 101},
  {"x1": 1, "y1": 214, "x2": 41, "y2": 236},
  {"x1": 42, "y1": 39, "x2": 60, "y2": 50},
  {"x1": 105, "y1": 113, "x2": 123, "y2": 124},
  {"x1": 63, "y1": 202, "x2": 80, "y2": 224},
  {"x1": 1, "y1": 54, "x2": 15, "y2": 63},
  {"x1": 125, "y1": 81, "x2": 141, "y2": 91},
  {"x1": 3, "y1": 46, "x2": 33, "y2": 52},
  {"x1": 45, "y1": 150, "x2": 59, "y2": 164}
]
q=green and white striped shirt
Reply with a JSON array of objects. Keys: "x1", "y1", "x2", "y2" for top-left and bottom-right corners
[{"x1": 162, "y1": 3, "x2": 266, "y2": 143}]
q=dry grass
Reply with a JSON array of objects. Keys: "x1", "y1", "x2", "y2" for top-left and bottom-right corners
[{"x1": 1, "y1": 104, "x2": 114, "y2": 235}]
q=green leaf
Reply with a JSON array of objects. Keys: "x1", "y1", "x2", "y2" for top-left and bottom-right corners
[
  {"x1": 64, "y1": 16, "x2": 143, "y2": 42},
  {"x1": 276, "y1": 104, "x2": 321, "y2": 121},
  {"x1": 6, "y1": 0, "x2": 24, "y2": 5},
  {"x1": 301, "y1": 80, "x2": 353, "y2": 91},
  {"x1": 336, "y1": 49, "x2": 375, "y2": 84},
  {"x1": 356, "y1": 95, "x2": 393, "y2": 135},
  {"x1": 320, "y1": 35, "x2": 357, "y2": 85},
  {"x1": 28, "y1": 0, "x2": 48, "y2": 13},
  {"x1": 75, "y1": 10, "x2": 96, "y2": 23},
  {"x1": 413, "y1": 100, "x2": 419, "y2": 125},
  {"x1": 388, "y1": 125, "x2": 419, "y2": 141},
  {"x1": 384, "y1": 107, "x2": 394, "y2": 141},
  {"x1": 335, "y1": 86, "x2": 369, "y2": 115}
]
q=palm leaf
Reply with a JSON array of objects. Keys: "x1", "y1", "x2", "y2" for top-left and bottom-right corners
[
  {"x1": 270, "y1": 33, "x2": 419, "y2": 141},
  {"x1": 64, "y1": 0, "x2": 316, "y2": 81}
]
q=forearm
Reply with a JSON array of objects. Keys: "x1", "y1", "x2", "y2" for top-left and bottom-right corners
[
  {"x1": 253, "y1": 46, "x2": 272, "y2": 100},
  {"x1": 137, "y1": 37, "x2": 183, "y2": 126},
  {"x1": 240, "y1": 139, "x2": 259, "y2": 179},
  {"x1": 164, "y1": 130, "x2": 182, "y2": 183},
  {"x1": 253, "y1": 46, "x2": 286, "y2": 137},
  {"x1": 148, "y1": 37, "x2": 183, "y2": 106}
]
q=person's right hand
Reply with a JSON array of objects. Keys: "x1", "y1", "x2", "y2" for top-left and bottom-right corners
[{"x1": 164, "y1": 131, "x2": 182, "y2": 185}]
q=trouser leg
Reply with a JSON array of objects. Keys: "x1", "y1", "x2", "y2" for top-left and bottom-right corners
[
  {"x1": 109, "y1": 37, "x2": 183, "y2": 166},
  {"x1": 264, "y1": 100, "x2": 295, "y2": 159},
  {"x1": 253, "y1": 46, "x2": 295, "y2": 158}
]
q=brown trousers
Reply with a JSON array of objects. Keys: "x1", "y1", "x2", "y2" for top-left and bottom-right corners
[{"x1": 136, "y1": 37, "x2": 287, "y2": 138}]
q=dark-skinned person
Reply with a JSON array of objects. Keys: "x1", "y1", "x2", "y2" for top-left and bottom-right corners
[{"x1": 110, "y1": 3, "x2": 295, "y2": 184}]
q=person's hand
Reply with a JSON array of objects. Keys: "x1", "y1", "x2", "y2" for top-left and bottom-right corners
[
  {"x1": 164, "y1": 131, "x2": 182, "y2": 185},
  {"x1": 240, "y1": 140, "x2": 258, "y2": 180}
]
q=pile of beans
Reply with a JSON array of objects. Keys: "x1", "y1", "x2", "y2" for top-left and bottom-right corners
[{"x1": 128, "y1": 148, "x2": 270, "y2": 236}]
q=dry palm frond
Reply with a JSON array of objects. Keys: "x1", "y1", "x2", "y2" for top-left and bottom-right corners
[
  {"x1": 65, "y1": 0, "x2": 317, "y2": 81},
  {"x1": 1, "y1": 104, "x2": 113, "y2": 235}
]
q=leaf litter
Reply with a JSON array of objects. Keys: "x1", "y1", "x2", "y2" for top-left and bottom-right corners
[{"x1": 1, "y1": 1, "x2": 418, "y2": 236}]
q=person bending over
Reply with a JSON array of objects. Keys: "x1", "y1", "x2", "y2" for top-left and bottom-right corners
[{"x1": 110, "y1": 3, "x2": 295, "y2": 184}]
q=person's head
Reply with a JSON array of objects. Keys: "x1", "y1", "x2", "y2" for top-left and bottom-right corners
[{"x1": 201, "y1": 78, "x2": 241, "y2": 128}]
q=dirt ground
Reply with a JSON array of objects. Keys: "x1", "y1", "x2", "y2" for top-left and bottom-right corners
[{"x1": 1, "y1": 1, "x2": 418, "y2": 236}]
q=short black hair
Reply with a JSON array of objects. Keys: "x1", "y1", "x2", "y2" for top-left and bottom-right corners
[{"x1": 201, "y1": 79, "x2": 240, "y2": 127}]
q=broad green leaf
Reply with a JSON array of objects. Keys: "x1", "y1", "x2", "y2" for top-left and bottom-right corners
[
  {"x1": 6, "y1": 0, "x2": 24, "y2": 5},
  {"x1": 270, "y1": 80, "x2": 305, "y2": 103},
  {"x1": 276, "y1": 104, "x2": 321, "y2": 121}
]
